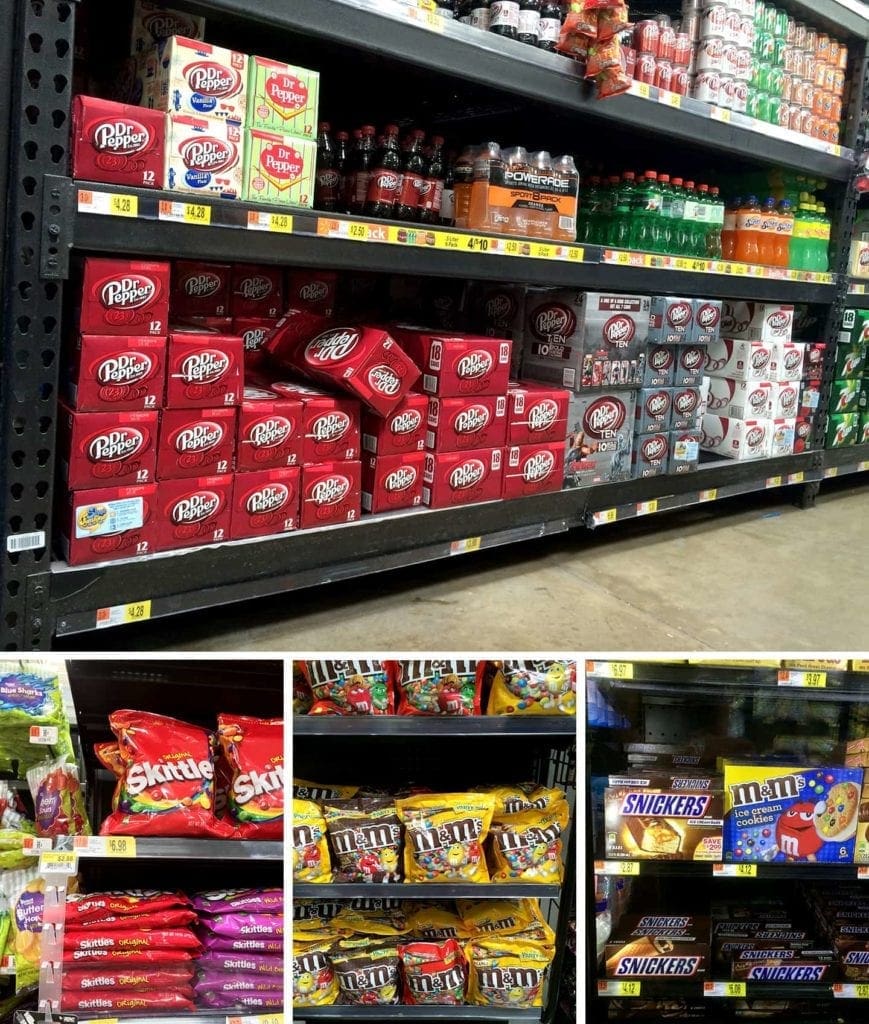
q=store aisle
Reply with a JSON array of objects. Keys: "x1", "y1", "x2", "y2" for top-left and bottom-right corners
[{"x1": 63, "y1": 482, "x2": 868, "y2": 652}]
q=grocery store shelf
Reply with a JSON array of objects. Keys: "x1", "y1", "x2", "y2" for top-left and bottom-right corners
[
  {"x1": 293, "y1": 716, "x2": 577, "y2": 737},
  {"x1": 294, "y1": 882, "x2": 560, "y2": 898},
  {"x1": 596, "y1": 980, "x2": 844, "y2": 1001},
  {"x1": 845, "y1": 281, "x2": 869, "y2": 304},
  {"x1": 594, "y1": 858, "x2": 869, "y2": 881},
  {"x1": 71, "y1": 180, "x2": 838, "y2": 301},
  {"x1": 190, "y1": 0, "x2": 859, "y2": 176},
  {"x1": 52, "y1": 837, "x2": 283, "y2": 859},
  {"x1": 296, "y1": 1009, "x2": 540, "y2": 1020},
  {"x1": 821, "y1": 442, "x2": 869, "y2": 474}
]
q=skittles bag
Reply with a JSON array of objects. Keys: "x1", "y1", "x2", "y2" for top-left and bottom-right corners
[
  {"x1": 489, "y1": 799, "x2": 570, "y2": 883},
  {"x1": 486, "y1": 660, "x2": 576, "y2": 715},
  {"x1": 465, "y1": 934, "x2": 552, "y2": 1008},
  {"x1": 292, "y1": 798, "x2": 332, "y2": 883},
  {"x1": 99, "y1": 711, "x2": 231, "y2": 837},
  {"x1": 396, "y1": 794, "x2": 496, "y2": 883},
  {"x1": 217, "y1": 714, "x2": 283, "y2": 839}
]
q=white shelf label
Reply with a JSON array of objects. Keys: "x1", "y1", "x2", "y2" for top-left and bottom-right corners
[
  {"x1": 777, "y1": 670, "x2": 826, "y2": 688},
  {"x1": 833, "y1": 983, "x2": 869, "y2": 998},
  {"x1": 7, "y1": 530, "x2": 46, "y2": 552},
  {"x1": 73, "y1": 835, "x2": 137, "y2": 858},
  {"x1": 22, "y1": 836, "x2": 53, "y2": 855},
  {"x1": 704, "y1": 981, "x2": 746, "y2": 997},
  {"x1": 589, "y1": 661, "x2": 634, "y2": 680},
  {"x1": 29, "y1": 725, "x2": 58, "y2": 744},
  {"x1": 38, "y1": 851, "x2": 77, "y2": 875},
  {"x1": 594, "y1": 860, "x2": 641, "y2": 876},
  {"x1": 713, "y1": 862, "x2": 757, "y2": 878},
  {"x1": 0, "y1": 955, "x2": 15, "y2": 975}
]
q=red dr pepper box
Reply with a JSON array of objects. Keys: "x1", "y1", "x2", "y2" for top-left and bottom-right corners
[
  {"x1": 171, "y1": 261, "x2": 232, "y2": 318},
  {"x1": 502, "y1": 441, "x2": 566, "y2": 499},
  {"x1": 155, "y1": 474, "x2": 234, "y2": 552},
  {"x1": 58, "y1": 404, "x2": 158, "y2": 489},
  {"x1": 69, "y1": 335, "x2": 166, "y2": 411},
  {"x1": 237, "y1": 387, "x2": 303, "y2": 471},
  {"x1": 267, "y1": 380, "x2": 360, "y2": 462},
  {"x1": 426, "y1": 394, "x2": 508, "y2": 452},
  {"x1": 79, "y1": 257, "x2": 170, "y2": 336},
  {"x1": 286, "y1": 269, "x2": 337, "y2": 316},
  {"x1": 392, "y1": 329, "x2": 512, "y2": 398},
  {"x1": 423, "y1": 446, "x2": 503, "y2": 509},
  {"x1": 233, "y1": 318, "x2": 278, "y2": 374},
  {"x1": 361, "y1": 451, "x2": 426, "y2": 514},
  {"x1": 165, "y1": 331, "x2": 242, "y2": 408},
  {"x1": 60, "y1": 482, "x2": 158, "y2": 566},
  {"x1": 362, "y1": 392, "x2": 428, "y2": 456},
  {"x1": 71, "y1": 95, "x2": 166, "y2": 189},
  {"x1": 507, "y1": 383, "x2": 570, "y2": 446},
  {"x1": 156, "y1": 406, "x2": 237, "y2": 480},
  {"x1": 300, "y1": 460, "x2": 362, "y2": 529},
  {"x1": 231, "y1": 466, "x2": 300, "y2": 540},
  {"x1": 230, "y1": 264, "x2": 284, "y2": 319}
]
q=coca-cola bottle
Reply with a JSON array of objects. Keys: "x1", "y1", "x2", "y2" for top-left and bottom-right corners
[
  {"x1": 335, "y1": 130, "x2": 350, "y2": 212},
  {"x1": 419, "y1": 135, "x2": 445, "y2": 224},
  {"x1": 349, "y1": 125, "x2": 376, "y2": 216},
  {"x1": 517, "y1": 0, "x2": 540, "y2": 45},
  {"x1": 395, "y1": 129, "x2": 427, "y2": 222},
  {"x1": 314, "y1": 122, "x2": 340, "y2": 212},
  {"x1": 537, "y1": 0, "x2": 563, "y2": 51},
  {"x1": 365, "y1": 125, "x2": 402, "y2": 218},
  {"x1": 489, "y1": 0, "x2": 520, "y2": 38}
]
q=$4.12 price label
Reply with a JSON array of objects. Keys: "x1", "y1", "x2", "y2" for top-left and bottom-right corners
[
  {"x1": 713, "y1": 862, "x2": 758, "y2": 878},
  {"x1": 598, "y1": 980, "x2": 641, "y2": 997}
]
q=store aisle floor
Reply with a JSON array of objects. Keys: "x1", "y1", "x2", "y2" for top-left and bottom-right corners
[{"x1": 64, "y1": 481, "x2": 868, "y2": 652}]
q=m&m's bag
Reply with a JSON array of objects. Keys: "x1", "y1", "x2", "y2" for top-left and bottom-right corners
[
  {"x1": 486, "y1": 660, "x2": 576, "y2": 715},
  {"x1": 455, "y1": 899, "x2": 539, "y2": 937},
  {"x1": 292, "y1": 798, "x2": 332, "y2": 883},
  {"x1": 331, "y1": 939, "x2": 400, "y2": 1005},
  {"x1": 472, "y1": 783, "x2": 565, "y2": 816},
  {"x1": 324, "y1": 798, "x2": 402, "y2": 882},
  {"x1": 292, "y1": 938, "x2": 339, "y2": 1007},
  {"x1": 489, "y1": 800, "x2": 570, "y2": 883},
  {"x1": 396, "y1": 794, "x2": 496, "y2": 883},
  {"x1": 217, "y1": 714, "x2": 283, "y2": 839},
  {"x1": 465, "y1": 934, "x2": 552, "y2": 1008},
  {"x1": 407, "y1": 903, "x2": 472, "y2": 942},
  {"x1": 394, "y1": 660, "x2": 482, "y2": 716},
  {"x1": 399, "y1": 938, "x2": 467, "y2": 1005},
  {"x1": 302, "y1": 660, "x2": 394, "y2": 715}
]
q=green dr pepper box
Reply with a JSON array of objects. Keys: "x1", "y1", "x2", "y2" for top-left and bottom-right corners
[{"x1": 247, "y1": 55, "x2": 319, "y2": 139}]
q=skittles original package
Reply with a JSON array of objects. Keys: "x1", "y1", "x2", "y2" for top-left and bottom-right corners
[
  {"x1": 330, "y1": 939, "x2": 401, "y2": 1005},
  {"x1": 396, "y1": 793, "x2": 496, "y2": 883},
  {"x1": 292, "y1": 798, "x2": 332, "y2": 883},
  {"x1": 292, "y1": 938, "x2": 339, "y2": 1007},
  {"x1": 465, "y1": 934, "x2": 552, "y2": 1008},
  {"x1": 394, "y1": 660, "x2": 482, "y2": 716},
  {"x1": 489, "y1": 800, "x2": 570, "y2": 883},
  {"x1": 217, "y1": 714, "x2": 283, "y2": 839},
  {"x1": 324, "y1": 798, "x2": 402, "y2": 882},
  {"x1": 724, "y1": 763, "x2": 864, "y2": 863},
  {"x1": 486, "y1": 660, "x2": 576, "y2": 716},
  {"x1": 100, "y1": 711, "x2": 232, "y2": 838},
  {"x1": 302, "y1": 660, "x2": 394, "y2": 715},
  {"x1": 399, "y1": 938, "x2": 467, "y2": 1005}
]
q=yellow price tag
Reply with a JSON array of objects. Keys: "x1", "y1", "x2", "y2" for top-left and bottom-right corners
[
  {"x1": 531, "y1": 243, "x2": 554, "y2": 259},
  {"x1": 616, "y1": 251, "x2": 630, "y2": 265},
  {"x1": 267, "y1": 213, "x2": 292, "y2": 233},
  {"x1": 856, "y1": 984, "x2": 869, "y2": 998},
  {"x1": 106, "y1": 836, "x2": 136, "y2": 857},
  {"x1": 732, "y1": 262, "x2": 747, "y2": 275},
  {"x1": 568, "y1": 246, "x2": 584, "y2": 261},
  {"x1": 39, "y1": 851, "x2": 77, "y2": 875},
  {"x1": 466, "y1": 235, "x2": 491, "y2": 253},
  {"x1": 227, "y1": 1015, "x2": 284, "y2": 1024},
  {"x1": 711, "y1": 106, "x2": 731, "y2": 122},
  {"x1": 124, "y1": 600, "x2": 151, "y2": 623},
  {"x1": 610, "y1": 662, "x2": 633, "y2": 679},
  {"x1": 803, "y1": 671, "x2": 826, "y2": 688},
  {"x1": 594, "y1": 860, "x2": 641, "y2": 876},
  {"x1": 661, "y1": 91, "x2": 681, "y2": 108},
  {"x1": 725, "y1": 982, "x2": 746, "y2": 997},
  {"x1": 825, "y1": 466, "x2": 838, "y2": 478},
  {"x1": 182, "y1": 202, "x2": 211, "y2": 225},
  {"x1": 109, "y1": 193, "x2": 138, "y2": 218},
  {"x1": 766, "y1": 475, "x2": 782, "y2": 488},
  {"x1": 406, "y1": 6, "x2": 444, "y2": 31},
  {"x1": 637, "y1": 499, "x2": 658, "y2": 516},
  {"x1": 699, "y1": 488, "x2": 718, "y2": 502},
  {"x1": 596, "y1": 508, "x2": 618, "y2": 524},
  {"x1": 614, "y1": 982, "x2": 641, "y2": 997},
  {"x1": 614, "y1": 860, "x2": 640, "y2": 875},
  {"x1": 787, "y1": 471, "x2": 805, "y2": 484},
  {"x1": 248, "y1": 210, "x2": 293, "y2": 233},
  {"x1": 96, "y1": 600, "x2": 152, "y2": 629},
  {"x1": 450, "y1": 537, "x2": 481, "y2": 555},
  {"x1": 635, "y1": 82, "x2": 651, "y2": 99},
  {"x1": 348, "y1": 221, "x2": 368, "y2": 239},
  {"x1": 735, "y1": 862, "x2": 757, "y2": 877}
]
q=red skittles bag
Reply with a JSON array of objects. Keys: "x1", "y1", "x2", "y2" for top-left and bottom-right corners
[
  {"x1": 217, "y1": 715, "x2": 283, "y2": 840},
  {"x1": 100, "y1": 711, "x2": 233, "y2": 837}
]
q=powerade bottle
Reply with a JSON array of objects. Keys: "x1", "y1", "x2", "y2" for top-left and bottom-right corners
[
  {"x1": 629, "y1": 170, "x2": 663, "y2": 252},
  {"x1": 610, "y1": 172, "x2": 635, "y2": 250}
]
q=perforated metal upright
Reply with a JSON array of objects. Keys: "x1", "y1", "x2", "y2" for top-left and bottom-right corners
[{"x1": 0, "y1": 0, "x2": 76, "y2": 649}]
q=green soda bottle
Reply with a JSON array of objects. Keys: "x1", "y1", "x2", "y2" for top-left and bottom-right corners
[
  {"x1": 669, "y1": 177, "x2": 688, "y2": 255},
  {"x1": 816, "y1": 203, "x2": 831, "y2": 272},
  {"x1": 610, "y1": 172, "x2": 635, "y2": 250},
  {"x1": 658, "y1": 173, "x2": 674, "y2": 254},
  {"x1": 629, "y1": 170, "x2": 663, "y2": 252}
]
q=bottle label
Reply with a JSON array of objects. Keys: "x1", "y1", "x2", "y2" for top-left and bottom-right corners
[
  {"x1": 776, "y1": 220, "x2": 794, "y2": 236},
  {"x1": 470, "y1": 7, "x2": 491, "y2": 28},
  {"x1": 670, "y1": 198, "x2": 685, "y2": 218},
  {"x1": 398, "y1": 173, "x2": 425, "y2": 211},
  {"x1": 791, "y1": 221, "x2": 810, "y2": 239},
  {"x1": 760, "y1": 215, "x2": 778, "y2": 232},
  {"x1": 736, "y1": 212, "x2": 761, "y2": 230},
  {"x1": 685, "y1": 201, "x2": 707, "y2": 222},
  {"x1": 354, "y1": 171, "x2": 371, "y2": 205},
  {"x1": 538, "y1": 16, "x2": 560, "y2": 42},
  {"x1": 440, "y1": 187, "x2": 455, "y2": 224},
  {"x1": 723, "y1": 213, "x2": 737, "y2": 231},
  {"x1": 424, "y1": 178, "x2": 445, "y2": 215},
  {"x1": 367, "y1": 169, "x2": 402, "y2": 206},
  {"x1": 710, "y1": 203, "x2": 725, "y2": 226},
  {"x1": 316, "y1": 168, "x2": 341, "y2": 204},
  {"x1": 518, "y1": 10, "x2": 540, "y2": 36},
  {"x1": 490, "y1": 2, "x2": 520, "y2": 28}
]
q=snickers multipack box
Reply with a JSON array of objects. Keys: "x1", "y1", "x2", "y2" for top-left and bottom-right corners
[{"x1": 604, "y1": 915, "x2": 709, "y2": 978}]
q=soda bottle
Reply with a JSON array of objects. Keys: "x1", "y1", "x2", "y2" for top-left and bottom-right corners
[
  {"x1": 468, "y1": 0, "x2": 491, "y2": 29},
  {"x1": 420, "y1": 135, "x2": 446, "y2": 224},
  {"x1": 349, "y1": 125, "x2": 376, "y2": 215},
  {"x1": 815, "y1": 203, "x2": 830, "y2": 272},
  {"x1": 773, "y1": 198, "x2": 793, "y2": 268},
  {"x1": 334, "y1": 130, "x2": 350, "y2": 212},
  {"x1": 554, "y1": 154, "x2": 580, "y2": 242},
  {"x1": 441, "y1": 153, "x2": 456, "y2": 225},
  {"x1": 489, "y1": 0, "x2": 520, "y2": 38},
  {"x1": 610, "y1": 173, "x2": 635, "y2": 249},
  {"x1": 758, "y1": 197, "x2": 778, "y2": 265},
  {"x1": 789, "y1": 199, "x2": 808, "y2": 270},
  {"x1": 452, "y1": 144, "x2": 477, "y2": 228},
  {"x1": 518, "y1": 0, "x2": 541, "y2": 44},
  {"x1": 669, "y1": 177, "x2": 688, "y2": 255},
  {"x1": 706, "y1": 186, "x2": 723, "y2": 259},
  {"x1": 734, "y1": 195, "x2": 762, "y2": 264},
  {"x1": 365, "y1": 125, "x2": 403, "y2": 218},
  {"x1": 538, "y1": 0, "x2": 563, "y2": 49},
  {"x1": 721, "y1": 195, "x2": 740, "y2": 259},
  {"x1": 593, "y1": 176, "x2": 613, "y2": 245},
  {"x1": 314, "y1": 122, "x2": 340, "y2": 212},
  {"x1": 468, "y1": 141, "x2": 503, "y2": 231},
  {"x1": 394, "y1": 129, "x2": 427, "y2": 222},
  {"x1": 629, "y1": 170, "x2": 663, "y2": 252},
  {"x1": 692, "y1": 183, "x2": 712, "y2": 258},
  {"x1": 435, "y1": 0, "x2": 456, "y2": 16},
  {"x1": 657, "y1": 173, "x2": 674, "y2": 253},
  {"x1": 576, "y1": 175, "x2": 595, "y2": 244}
]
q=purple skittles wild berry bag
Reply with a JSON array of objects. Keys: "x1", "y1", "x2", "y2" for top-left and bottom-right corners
[
  {"x1": 196, "y1": 951, "x2": 283, "y2": 975},
  {"x1": 193, "y1": 888, "x2": 283, "y2": 915},
  {"x1": 196, "y1": 989, "x2": 284, "y2": 1009},
  {"x1": 199, "y1": 913, "x2": 283, "y2": 938}
]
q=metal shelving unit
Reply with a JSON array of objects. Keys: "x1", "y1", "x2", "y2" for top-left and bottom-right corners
[{"x1": 2, "y1": 0, "x2": 869, "y2": 646}]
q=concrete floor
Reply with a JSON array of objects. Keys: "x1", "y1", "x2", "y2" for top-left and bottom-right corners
[{"x1": 62, "y1": 479, "x2": 869, "y2": 652}]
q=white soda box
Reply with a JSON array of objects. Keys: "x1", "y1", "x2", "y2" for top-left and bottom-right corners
[
  {"x1": 705, "y1": 338, "x2": 773, "y2": 381},
  {"x1": 700, "y1": 414, "x2": 772, "y2": 460},
  {"x1": 769, "y1": 417, "x2": 796, "y2": 456},
  {"x1": 706, "y1": 377, "x2": 772, "y2": 419},
  {"x1": 165, "y1": 115, "x2": 243, "y2": 199},
  {"x1": 131, "y1": 3, "x2": 206, "y2": 56},
  {"x1": 769, "y1": 380, "x2": 800, "y2": 419},
  {"x1": 769, "y1": 340, "x2": 805, "y2": 382},
  {"x1": 720, "y1": 301, "x2": 793, "y2": 342},
  {"x1": 142, "y1": 36, "x2": 247, "y2": 124}
]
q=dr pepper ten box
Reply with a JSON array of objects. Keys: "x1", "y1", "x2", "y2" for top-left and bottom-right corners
[
  {"x1": 78, "y1": 257, "x2": 170, "y2": 336},
  {"x1": 59, "y1": 404, "x2": 158, "y2": 489},
  {"x1": 69, "y1": 335, "x2": 166, "y2": 412}
]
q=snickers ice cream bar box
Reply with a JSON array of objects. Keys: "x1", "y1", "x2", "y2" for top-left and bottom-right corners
[{"x1": 605, "y1": 915, "x2": 709, "y2": 978}]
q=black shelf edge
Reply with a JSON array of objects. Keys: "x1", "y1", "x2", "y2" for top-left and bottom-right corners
[
  {"x1": 593, "y1": 859, "x2": 869, "y2": 880},
  {"x1": 47, "y1": 451, "x2": 822, "y2": 638},
  {"x1": 188, "y1": 0, "x2": 860, "y2": 175},
  {"x1": 71, "y1": 180, "x2": 839, "y2": 302},
  {"x1": 596, "y1": 980, "x2": 843, "y2": 1000},
  {"x1": 822, "y1": 441, "x2": 869, "y2": 472},
  {"x1": 293, "y1": 716, "x2": 577, "y2": 737},
  {"x1": 53, "y1": 837, "x2": 283, "y2": 860},
  {"x1": 294, "y1": 1009, "x2": 541, "y2": 1020},
  {"x1": 293, "y1": 882, "x2": 561, "y2": 898}
]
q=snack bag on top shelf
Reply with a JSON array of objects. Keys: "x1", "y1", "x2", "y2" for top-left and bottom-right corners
[
  {"x1": 27, "y1": 756, "x2": 91, "y2": 837},
  {"x1": 323, "y1": 797, "x2": 402, "y2": 882},
  {"x1": 293, "y1": 778, "x2": 359, "y2": 804},
  {"x1": 330, "y1": 938, "x2": 401, "y2": 1005},
  {"x1": 292, "y1": 936, "x2": 339, "y2": 1007},
  {"x1": 302, "y1": 660, "x2": 394, "y2": 715},
  {"x1": 488, "y1": 799, "x2": 570, "y2": 883},
  {"x1": 396, "y1": 793, "x2": 496, "y2": 883},
  {"x1": 465, "y1": 933, "x2": 552, "y2": 1008},
  {"x1": 292, "y1": 798, "x2": 332, "y2": 883},
  {"x1": 486, "y1": 660, "x2": 576, "y2": 715},
  {"x1": 333, "y1": 904, "x2": 411, "y2": 937},
  {"x1": 99, "y1": 710, "x2": 233, "y2": 838},
  {"x1": 216, "y1": 714, "x2": 283, "y2": 839},
  {"x1": 0, "y1": 662, "x2": 75, "y2": 772},
  {"x1": 473, "y1": 783, "x2": 566, "y2": 816},
  {"x1": 193, "y1": 888, "x2": 283, "y2": 915},
  {"x1": 456, "y1": 898, "x2": 540, "y2": 937},
  {"x1": 399, "y1": 938, "x2": 467, "y2": 1005},
  {"x1": 394, "y1": 660, "x2": 482, "y2": 716},
  {"x1": 293, "y1": 661, "x2": 313, "y2": 714}
]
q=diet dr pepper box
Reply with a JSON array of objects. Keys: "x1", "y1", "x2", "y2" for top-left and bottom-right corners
[
  {"x1": 131, "y1": 2, "x2": 206, "y2": 56},
  {"x1": 300, "y1": 461, "x2": 362, "y2": 530},
  {"x1": 362, "y1": 451, "x2": 426, "y2": 514},
  {"x1": 231, "y1": 466, "x2": 300, "y2": 540},
  {"x1": 564, "y1": 390, "x2": 637, "y2": 487},
  {"x1": 59, "y1": 405, "x2": 159, "y2": 489},
  {"x1": 155, "y1": 473, "x2": 234, "y2": 551},
  {"x1": 69, "y1": 335, "x2": 166, "y2": 412},
  {"x1": 701, "y1": 415, "x2": 772, "y2": 460},
  {"x1": 78, "y1": 257, "x2": 169, "y2": 336},
  {"x1": 247, "y1": 56, "x2": 320, "y2": 139},
  {"x1": 721, "y1": 301, "x2": 794, "y2": 343},
  {"x1": 71, "y1": 96, "x2": 166, "y2": 189},
  {"x1": 391, "y1": 329, "x2": 512, "y2": 398},
  {"x1": 141, "y1": 36, "x2": 248, "y2": 123},
  {"x1": 61, "y1": 482, "x2": 158, "y2": 566},
  {"x1": 237, "y1": 386, "x2": 303, "y2": 471},
  {"x1": 423, "y1": 447, "x2": 504, "y2": 509},
  {"x1": 165, "y1": 331, "x2": 242, "y2": 408}
]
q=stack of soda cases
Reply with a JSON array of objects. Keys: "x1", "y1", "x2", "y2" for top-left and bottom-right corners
[
  {"x1": 701, "y1": 301, "x2": 804, "y2": 460},
  {"x1": 454, "y1": 0, "x2": 567, "y2": 52},
  {"x1": 689, "y1": 0, "x2": 754, "y2": 112},
  {"x1": 630, "y1": 16, "x2": 693, "y2": 96},
  {"x1": 827, "y1": 308, "x2": 869, "y2": 448},
  {"x1": 790, "y1": 309, "x2": 825, "y2": 454}
]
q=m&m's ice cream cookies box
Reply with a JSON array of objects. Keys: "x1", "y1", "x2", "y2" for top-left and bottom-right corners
[{"x1": 724, "y1": 764, "x2": 865, "y2": 864}]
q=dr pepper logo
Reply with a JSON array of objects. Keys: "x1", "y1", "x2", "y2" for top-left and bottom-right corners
[
  {"x1": 650, "y1": 347, "x2": 674, "y2": 370},
  {"x1": 784, "y1": 349, "x2": 802, "y2": 371},
  {"x1": 385, "y1": 466, "x2": 418, "y2": 492},
  {"x1": 696, "y1": 302, "x2": 720, "y2": 329},
  {"x1": 528, "y1": 399, "x2": 558, "y2": 432},
  {"x1": 641, "y1": 435, "x2": 667, "y2": 461},
  {"x1": 603, "y1": 314, "x2": 636, "y2": 348},
  {"x1": 531, "y1": 303, "x2": 576, "y2": 341},
  {"x1": 681, "y1": 348, "x2": 703, "y2": 369},
  {"x1": 180, "y1": 350, "x2": 230, "y2": 384},
  {"x1": 454, "y1": 405, "x2": 490, "y2": 434},
  {"x1": 311, "y1": 412, "x2": 350, "y2": 442},
  {"x1": 746, "y1": 425, "x2": 766, "y2": 447},
  {"x1": 98, "y1": 275, "x2": 156, "y2": 310},
  {"x1": 486, "y1": 292, "x2": 516, "y2": 321},
  {"x1": 238, "y1": 276, "x2": 273, "y2": 301},
  {"x1": 767, "y1": 311, "x2": 791, "y2": 331},
  {"x1": 583, "y1": 396, "x2": 626, "y2": 439},
  {"x1": 94, "y1": 352, "x2": 154, "y2": 386},
  {"x1": 250, "y1": 417, "x2": 293, "y2": 448},
  {"x1": 260, "y1": 143, "x2": 305, "y2": 184},
  {"x1": 522, "y1": 450, "x2": 555, "y2": 483},
  {"x1": 183, "y1": 61, "x2": 243, "y2": 98},
  {"x1": 306, "y1": 329, "x2": 360, "y2": 364},
  {"x1": 456, "y1": 350, "x2": 493, "y2": 379},
  {"x1": 390, "y1": 409, "x2": 422, "y2": 435},
  {"x1": 368, "y1": 365, "x2": 402, "y2": 397},
  {"x1": 667, "y1": 302, "x2": 692, "y2": 328},
  {"x1": 91, "y1": 119, "x2": 152, "y2": 155},
  {"x1": 86, "y1": 428, "x2": 146, "y2": 463},
  {"x1": 749, "y1": 388, "x2": 769, "y2": 412},
  {"x1": 449, "y1": 459, "x2": 486, "y2": 490},
  {"x1": 751, "y1": 349, "x2": 771, "y2": 371},
  {"x1": 674, "y1": 391, "x2": 698, "y2": 414},
  {"x1": 266, "y1": 73, "x2": 309, "y2": 115},
  {"x1": 311, "y1": 475, "x2": 350, "y2": 506},
  {"x1": 246, "y1": 484, "x2": 290, "y2": 515},
  {"x1": 171, "y1": 490, "x2": 221, "y2": 524},
  {"x1": 298, "y1": 281, "x2": 329, "y2": 302},
  {"x1": 172, "y1": 421, "x2": 225, "y2": 453},
  {"x1": 179, "y1": 136, "x2": 238, "y2": 173},
  {"x1": 142, "y1": 12, "x2": 199, "y2": 42},
  {"x1": 646, "y1": 392, "x2": 670, "y2": 417},
  {"x1": 183, "y1": 273, "x2": 222, "y2": 298}
]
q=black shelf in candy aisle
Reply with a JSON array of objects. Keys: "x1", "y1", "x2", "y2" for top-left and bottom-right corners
[
  {"x1": 294, "y1": 883, "x2": 561, "y2": 899},
  {"x1": 594, "y1": 857, "x2": 869, "y2": 882},
  {"x1": 596, "y1": 978, "x2": 854, "y2": 1001},
  {"x1": 822, "y1": 441, "x2": 869, "y2": 475},
  {"x1": 292, "y1": 716, "x2": 576, "y2": 738},
  {"x1": 71, "y1": 180, "x2": 837, "y2": 302},
  {"x1": 195, "y1": 0, "x2": 859, "y2": 177},
  {"x1": 295, "y1": 1008, "x2": 541, "y2": 1020},
  {"x1": 39, "y1": 835, "x2": 283, "y2": 861}
]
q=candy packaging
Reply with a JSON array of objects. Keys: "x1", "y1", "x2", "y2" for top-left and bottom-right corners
[
  {"x1": 396, "y1": 794, "x2": 496, "y2": 883},
  {"x1": 217, "y1": 714, "x2": 284, "y2": 839},
  {"x1": 292, "y1": 798, "x2": 332, "y2": 883},
  {"x1": 486, "y1": 660, "x2": 576, "y2": 715},
  {"x1": 324, "y1": 798, "x2": 403, "y2": 882},
  {"x1": 399, "y1": 938, "x2": 467, "y2": 1005}
]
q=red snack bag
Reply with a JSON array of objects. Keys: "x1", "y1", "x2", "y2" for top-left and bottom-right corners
[
  {"x1": 64, "y1": 908, "x2": 198, "y2": 931},
  {"x1": 216, "y1": 715, "x2": 284, "y2": 840},
  {"x1": 596, "y1": 5, "x2": 630, "y2": 42},
  {"x1": 302, "y1": 661, "x2": 394, "y2": 715},
  {"x1": 597, "y1": 65, "x2": 632, "y2": 98},
  {"x1": 400, "y1": 938, "x2": 466, "y2": 1005},
  {"x1": 27, "y1": 757, "x2": 91, "y2": 836},
  {"x1": 65, "y1": 891, "x2": 191, "y2": 925},
  {"x1": 61, "y1": 991, "x2": 195, "y2": 1013},
  {"x1": 100, "y1": 710, "x2": 233, "y2": 838},
  {"x1": 63, "y1": 947, "x2": 198, "y2": 967},
  {"x1": 586, "y1": 37, "x2": 622, "y2": 77},
  {"x1": 559, "y1": 9, "x2": 597, "y2": 43},
  {"x1": 62, "y1": 965, "x2": 194, "y2": 991},
  {"x1": 64, "y1": 928, "x2": 202, "y2": 954},
  {"x1": 394, "y1": 660, "x2": 482, "y2": 716}
]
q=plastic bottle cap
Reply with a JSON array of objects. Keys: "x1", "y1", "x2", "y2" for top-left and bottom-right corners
[
  {"x1": 684, "y1": 180, "x2": 695, "y2": 189},
  {"x1": 624, "y1": 172, "x2": 636, "y2": 180},
  {"x1": 659, "y1": 174, "x2": 670, "y2": 183},
  {"x1": 672, "y1": 177, "x2": 683, "y2": 186},
  {"x1": 432, "y1": 135, "x2": 444, "y2": 145},
  {"x1": 319, "y1": 121, "x2": 331, "y2": 132}
]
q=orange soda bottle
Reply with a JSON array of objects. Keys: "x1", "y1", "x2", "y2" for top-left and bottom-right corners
[{"x1": 734, "y1": 195, "x2": 761, "y2": 264}]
